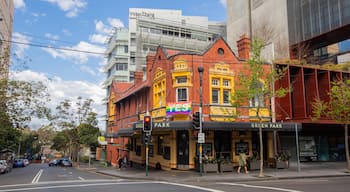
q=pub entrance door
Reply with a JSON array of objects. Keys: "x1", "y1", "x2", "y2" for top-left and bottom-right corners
[{"x1": 177, "y1": 130, "x2": 189, "y2": 168}]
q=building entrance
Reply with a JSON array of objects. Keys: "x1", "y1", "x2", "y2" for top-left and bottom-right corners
[
  {"x1": 214, "y1": 131, "x2": 232, "y2": 160},
  {"x1": 176, "y1": 131, "x2": 189, "y2": 166}
]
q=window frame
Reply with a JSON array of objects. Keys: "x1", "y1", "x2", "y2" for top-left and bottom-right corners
[
  {"x1": 176, "y1": 87, "x2": 188, "y2": 102},
  {"x1": 212, "y1": 89, "x2": 220, "y2": 104}
]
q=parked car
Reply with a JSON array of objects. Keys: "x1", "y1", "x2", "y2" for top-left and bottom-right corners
[
  {"x1": 13, "y1": 159, "x2": 25, "y2": 168},
  {"x1": 23, "y1": 159, "x2": 29, "y2": 166},
  {"x1": 48, "y1": 159, "x2": 59, "y2": 166},
  {"x1": 0, "y1": 160, "x2": 10, "y2": 173},
  {"x1": 61, "y1": 159, "x2": 72, "y2": 167},
  {"x1": 48, "y1": 158, "x2": 72, "y2": 167}
]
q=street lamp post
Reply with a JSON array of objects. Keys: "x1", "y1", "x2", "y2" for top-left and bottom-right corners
[{"x1": 198, "y1": 66, "x2": 204, "y2": 176}]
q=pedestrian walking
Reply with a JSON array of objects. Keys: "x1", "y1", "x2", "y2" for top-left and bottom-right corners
[{"x1": 237, "y1": 152, "x2": 249, "y2": 174}]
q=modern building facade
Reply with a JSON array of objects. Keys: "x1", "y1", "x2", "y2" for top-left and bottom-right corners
[
  {"x1": 227, "y1": 0, "x2": 350, "y2": 64},
  {"x1": 0, "y1": 0, "x2": 14, "y2": 79}
]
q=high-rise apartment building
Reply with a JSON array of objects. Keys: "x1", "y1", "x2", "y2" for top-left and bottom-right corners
[
  {"x1": 0, "y1": 0, "x2": 14, "y2": 79},
  {"x1": 103, "y1": 8, "x2": 226, "y2": 92},
  {"x1": 227, "y1": 0, "x2": 350, "y2": 63}
]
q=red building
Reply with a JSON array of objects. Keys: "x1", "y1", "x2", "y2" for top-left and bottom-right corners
[
  {"x1": 275, "y1": 63, "x2": 350, "y2": 161},
  {"x1": 105, "y1": 35, "x2": 350, "y2": 170}
]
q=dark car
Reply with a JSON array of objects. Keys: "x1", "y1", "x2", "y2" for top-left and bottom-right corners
[
  {"x1": 13, "y1": 159, "x2": 25, "y2": 168},
  {"x1": 48, "y1": 159, "x2": 59, "y2": 166},
  {"x1": 48, "y1": 158, "x2": 72, "y2": 167},
  {"x1": 60, "y1": 159, "x2": 72, "y2": 167}
]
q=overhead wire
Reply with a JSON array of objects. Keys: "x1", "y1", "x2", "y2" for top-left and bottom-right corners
[{"x1": 2, "y1": 39, "x2": 106, "y2": 55}]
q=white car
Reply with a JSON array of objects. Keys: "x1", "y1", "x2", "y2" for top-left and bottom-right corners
[
  {"x1": 23, "y1": 159, "x2": 29, "y2": 166},
  {"x1": 0, "y1": 160, "x2": 10, "y2": 173}
]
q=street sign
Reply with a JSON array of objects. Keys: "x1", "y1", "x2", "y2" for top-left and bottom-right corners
[{"x1": 198, "y1": 132, "x2": 205, "y2": 143}]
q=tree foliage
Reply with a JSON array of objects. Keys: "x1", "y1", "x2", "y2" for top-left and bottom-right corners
[
  {"x1": 78, "y1": 123, "x2": 99, "y2": 151},
  {"x1": 233, "y1": 38, "x2": 289, "y2": 177},
  {"x1": 312, "y1": 80, "x2": 350, "y2": 172},
  {"x1": 50, "y1": 97, "x2": 100, "y2": 160}
]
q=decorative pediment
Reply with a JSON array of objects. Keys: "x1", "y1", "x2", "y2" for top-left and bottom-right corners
[{"x1": 209, "y1": 63, "x2": 234, "y2": 76}]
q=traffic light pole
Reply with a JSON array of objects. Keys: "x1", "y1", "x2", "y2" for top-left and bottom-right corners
[
  {"x1": 146, "y1": 133, "x2": 149, "y2": 176},
  {"x1": 198, "y1": 66, "x2": 204, "y2": 177},
  {"x1": 143, "y1": 115, "x2": 152, "y2": 176}
]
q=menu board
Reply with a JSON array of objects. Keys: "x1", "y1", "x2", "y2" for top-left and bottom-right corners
[{"x1": 235, "y1": 142, "x2": 249, "y2": 155}]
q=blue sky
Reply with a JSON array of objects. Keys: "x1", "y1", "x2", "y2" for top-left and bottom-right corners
[{"x1": 11, "y1": 0, "x2": 227, "y2": 130}]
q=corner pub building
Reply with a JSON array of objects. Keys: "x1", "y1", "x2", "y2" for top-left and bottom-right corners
[{"x1": 105, "y1": 36, "x2": 349, "y2": 171}]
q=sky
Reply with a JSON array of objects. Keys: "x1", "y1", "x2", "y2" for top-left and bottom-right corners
[{"x1": 11, "y1": 0, "x2": 227, "y2": 131}]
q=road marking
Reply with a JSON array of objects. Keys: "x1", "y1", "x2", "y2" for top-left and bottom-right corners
[
  {"x1": 0, "y1": 181, "x2": 224, "y2": 192},
  {"x1": 0, "y1": 179, "x2": 121, "y2": 188},
  {"x1": 159, "y1": 181, "x2": 225, "y2": 192},
  {"x1": 78, "y1": 176, "x2": 85, "y2": 180},
  {"x1": 218, "y1": 182, "x2": 303, "y2": 192},
  {"x1": 31, "y1": 169, "x2": 43, "y2": 184}
]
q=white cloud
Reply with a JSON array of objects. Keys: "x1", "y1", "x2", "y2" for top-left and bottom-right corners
[
  {"x1": 42, "y1": 41, "x2": 105, "y2": 64},
  {"x1": 219, "y1": 0, "x2": 226, "y2": 7},
  {"x1": 31, "y1": 12, "x2": 47, "y2": 17},
  {"x1": 89, "y1": 34, "x2": 106, "y2": 44},
  {"x1": 90, "y1": 18, "x2": 125, "y2": 45},
  {"x1": 107, "y1": 18, "x2": 125, "y2": 28},
  {"x1": 80, "y1": 65, "x2": 97, "y2": 76},
  {"x1": 62, "y1": 29, "x2": 72, "y2": 36},
  {"x1": 14, "y1": 0, "x2": 26, "y2": 9},
  {"x1": 44, "y1": 0, "x2": 87, "y2": 18},
  {"x1": 12, "y1": 32, "x2": 31, "y2": 58},
  {"x1": 95, "y1": 18, "x2": 124, "y2": 34},
  {"x1": 10, "y1": 70, "x2": 106, "y2": 130},
  {"x1": 45, "y1": 33, "x2": 60, "y2": 41}
]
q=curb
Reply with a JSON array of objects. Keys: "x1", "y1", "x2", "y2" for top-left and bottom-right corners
[{"x1": 95, "y1": 170, "x2": 350, "y2": 183}]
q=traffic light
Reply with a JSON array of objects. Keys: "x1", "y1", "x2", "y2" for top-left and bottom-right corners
[
  {"x1": 192, "y1": 111, "x2": 200, "y2": 129},
  {"x1": 143, "y1": 115, "x2": 152, "y2": 132}
]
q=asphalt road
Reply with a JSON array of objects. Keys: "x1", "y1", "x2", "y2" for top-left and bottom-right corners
[
  {"x1": 187, "y1": 177, "x2": 350, "y2": 192},
  {"x1": 1, "y1": 163, "x2": 349, "y2": 192}
]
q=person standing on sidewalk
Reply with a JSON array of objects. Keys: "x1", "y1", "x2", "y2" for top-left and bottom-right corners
[{"x1": 237, "y1": 152, "x2": 249, "y2": 174}]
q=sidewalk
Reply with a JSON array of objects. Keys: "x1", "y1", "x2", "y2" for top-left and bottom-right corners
[{"x1": 78, "y1": 161, "x2": 349, "y2": 182}]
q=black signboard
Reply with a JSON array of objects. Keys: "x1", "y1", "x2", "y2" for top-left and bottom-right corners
[{"x1": 235, "y1": 141, "x2": 249, "y2": 155}]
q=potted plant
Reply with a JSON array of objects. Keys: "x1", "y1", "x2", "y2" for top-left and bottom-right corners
[
  {"x1": 194, "y1": 155, "x2": 218, "y2": 173},
  {"x1": 248, "y1": 151, "x2": 260, "y2": 170},
  {"x1": 202, "y1": 157, "x2": 218, "y2": 173},
  {"x1": 219, "y1": 157, "x2": 233, "y2": 173},
  {"x1": 275, "y1": 150, "x2": 291, "y2": 169}
]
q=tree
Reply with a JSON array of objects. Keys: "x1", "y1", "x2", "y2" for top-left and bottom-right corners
[
  {"x1": 233, "y1": 38, "x2": 289, "y2": 177},
  {"x1": 0, "y1": 79, "x2": 50, "y2": 150},
  {"x1": 78, "y1": 123, "x2": 100, "y2": 151},
  {"x1": 51, "y1": 130, "x2": 70, "y2": 156},
  {"x1": 312, "y1": 80, "x2": 350, "y2": 173},
  {"x1": 50, "y1": 97, "x2": 99, "y2": 163}
]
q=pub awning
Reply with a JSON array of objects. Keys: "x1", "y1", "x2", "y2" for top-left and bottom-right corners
[
  {"x1": 132, "y1": 121, "x2": 302, "y2": 132},
  {"x1": 117, "y1": 128, "x2": 135, "y2": 137}
]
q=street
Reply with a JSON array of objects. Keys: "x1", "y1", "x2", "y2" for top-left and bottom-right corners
[{"x1": 0, "y1": 163, "x2": 350, "y2": 192}]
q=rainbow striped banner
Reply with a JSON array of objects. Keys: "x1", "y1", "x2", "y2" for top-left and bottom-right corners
[{"x1": 166, "y1": 102, "x2": 191, "y2": 115}]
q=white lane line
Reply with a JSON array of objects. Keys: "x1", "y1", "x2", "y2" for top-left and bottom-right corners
[
  {"x1": 0, "y1": 179, "x2": 121, "y2": 188},
  {"x1": 218, "y1": 182, "x2": 303, "y2": 192},
  {"x1": 158, "y1": 181, "x2": 225, "y2": 192},
  {"x1": 0, "y1": 181, "x2": 224, "y2": 192},
  {"x1": 78, "y1": 176, "x2": 85, "y2": 180},
  {"x1": 31, "y1": 169, "x2": 43, "y2": 184}
]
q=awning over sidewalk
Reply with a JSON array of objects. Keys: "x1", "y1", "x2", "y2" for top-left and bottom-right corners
[
  {"x1": 131, "y1": 121, "x2": 301, "y2": 132},
  {"x1": 117, "y1": 128, "x2": 135, "y2": 137}
]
